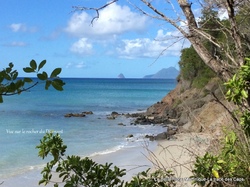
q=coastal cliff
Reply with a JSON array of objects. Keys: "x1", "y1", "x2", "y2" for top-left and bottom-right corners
[{"x1": 143, "y1": 77, "x2": 234, "y2": 136}]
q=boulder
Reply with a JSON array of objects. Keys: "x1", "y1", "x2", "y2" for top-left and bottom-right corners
[
  {"x1": 111, "y1": 111, "x2": 120, "y2": 117},
  {"x1": 145, "y1": 135, "x2": 155, "y2": 141},
  {"x1": 127, "y1": 134, "x2": 133, "y2": 138},
  {"x1": 64, "y1": 113, "x2": 86, "y2": 117},
  {"x1": 118, "y1": 123, "x2": 126, "y2": 126},
  {"x1": 154, "y1": 129, "x2": 177, "y2": 140},
  {"x1": 83, "y1": 111, "x2": 93, "y2": 115}
]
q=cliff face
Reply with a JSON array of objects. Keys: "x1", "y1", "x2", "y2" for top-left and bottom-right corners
[{"x1": 145, "y1": 77, "x2": 234, "y2": 136}]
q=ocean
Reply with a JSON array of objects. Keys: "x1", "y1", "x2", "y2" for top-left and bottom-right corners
[{"x1": 0, "y1": 78, "x2": 177, "y2": 184}]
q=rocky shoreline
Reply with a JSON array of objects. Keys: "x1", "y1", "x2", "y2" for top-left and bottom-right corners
[{"x1": 63, "y1": 77, "x2": 234, "y2": 142}]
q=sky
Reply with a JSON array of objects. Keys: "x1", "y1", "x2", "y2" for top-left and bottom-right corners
[{"x1": 0, "y1": 0, "x2": 191, "y2": 78}]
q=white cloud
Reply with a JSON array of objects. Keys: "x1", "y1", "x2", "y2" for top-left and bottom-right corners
[
  {"x1": 9, "y1": 23, "x2": 37, "y2": 33},
  {"x1": 117, "y1": 29, "x2": 190, "y2": 58},
  {"x1": 70, "y1": 38, "x2": 93, "y2": 55},
  {"x1": 66, "y1": 61, "x2": 87, "y2": 69},
  {"x1": 64, "y1": 2, "x2": 148, "y2": 39}
]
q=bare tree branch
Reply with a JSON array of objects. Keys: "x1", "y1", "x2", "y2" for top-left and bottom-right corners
[{"x1": 72, "y1": 0, "x2": 118, "y2": 25}]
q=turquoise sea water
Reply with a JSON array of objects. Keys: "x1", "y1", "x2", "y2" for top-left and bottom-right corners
[{"x1": 0, "y1": 78, "x2": 177, "y2": 180}]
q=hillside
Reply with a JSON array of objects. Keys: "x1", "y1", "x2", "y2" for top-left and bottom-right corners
[{"x1": 143, "y1": 67, "x2": 179, "y2": 79}]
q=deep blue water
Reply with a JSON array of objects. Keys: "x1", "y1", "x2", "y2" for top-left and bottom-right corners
[{"x1": 0, "y1": 78, "x2": 177, "y2": 179}]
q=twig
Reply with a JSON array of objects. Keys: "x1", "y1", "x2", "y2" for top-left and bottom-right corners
[
  {"x1": 72, "y1": 0, "x2": 118, "y2": 25},
  {"x1": 1, "y1": 81, "x2": 39, "y2": 96}
]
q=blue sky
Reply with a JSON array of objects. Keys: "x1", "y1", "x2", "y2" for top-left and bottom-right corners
[{"x1": 1, "y1": 0, "x2": 191, "y2": 78}]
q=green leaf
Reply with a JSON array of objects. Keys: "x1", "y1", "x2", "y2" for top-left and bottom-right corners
[
  {"x1": 9, "y1": 63, "x2": 14, "y2": 68},
  {"x1": 12, "y1": 71, "x2": 18, "y2": 80},
  {"x1": 15, "y1": 80, "x2": 24, "y2": 89},
  {"x1": 6, "y1": 67, "x2": 11, "y2": 73},
  {"x1": 4, "y1": 74, "x2": 11, "y2": 81},
  {"x1": 241, "y1": 90, "x2": 248, "y2": 98},
  {"x1": 30, "y1": 59, "x2": 37, "y2": 70},
  {"x1": 45, "y1": 80, "x2": 51, "y2": 90},
  {"x1": 9, "y1": 82, "x2": 16, "y2": 92},
  {"x1": 23, "y1": 67, "x2": 35, "y2": 73},
  {"x1": 51, "y1": 82, "x2": 63, "y2": 91},
  {"x1": 38, "y1": 60, "x2": 46, "y2": 71},
  {"x1": 217, "y1": 160, "x2": 225, "y2": 164},
  {"x1": 50, "y1": 68, "x2": 62, "y2": 78},
  {"x1": 37, "y1": 72, "x2": 48, "y2": 81},
  {"x1": 24, "y1": 78, "x2": 33, "y2": 83}
]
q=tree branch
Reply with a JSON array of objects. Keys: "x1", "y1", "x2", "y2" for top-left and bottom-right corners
[
  {"x1": 72, "y1": 0, "x2": 118, "y2": 25},
  {"x1": 1, "y1": 81, "x2": 39, "y2": 96}
]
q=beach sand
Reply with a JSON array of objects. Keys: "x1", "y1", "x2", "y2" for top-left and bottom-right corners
[{"x1": 150, "y1": 133, "x2": 212, "y2": 187}]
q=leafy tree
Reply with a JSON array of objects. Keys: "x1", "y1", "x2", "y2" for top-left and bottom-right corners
[
  {"x1": 0, "y1": 59, "x2": 65, "y2": 103},
  {"x1": 178, "y1": 46, "x2": 216, "y2": 88}
]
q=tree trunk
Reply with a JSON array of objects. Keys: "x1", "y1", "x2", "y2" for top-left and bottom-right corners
[{"x1": 177, "y1": 0, "x2": 232, "y2": 81}]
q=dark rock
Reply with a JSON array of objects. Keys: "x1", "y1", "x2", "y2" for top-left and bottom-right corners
[
  {"x1": 118, "y1": 123, "x2": 126, "y2": 126},
  {"x1": 154, "y1": 132, "x2": 168, "y2": 140},
  {"x1": 154, "y1": 129, "x2": 177, "y2": 140},
  {"x1": 64, "y1": 113, "x2": 86, "y2": 117},
  {"x1": 83, "y1": 111, "x2": 93, "y2": 115},
  {"x1": 106, "y1": 111, "x2": 121, "y2": 120},
  {"x1": 145, "y1": 135, "x2": 155, "y2": 141},
  {"x1": 111, "y1": 111, "x2": 119, "y2": 117},
  {"x1": 127, "y1": 134, "x2": 133, "y2": 138}
]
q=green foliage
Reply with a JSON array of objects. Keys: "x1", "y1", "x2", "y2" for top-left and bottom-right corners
[
  {"x1": 23, "y1": 59, "x2": 65, "y2": 91},
  {"x1": 191, "y1": 152, "x2": 221, "y2": 186},
  {"x1": 224, "y1": 58, "x2": 250, "y2": 136},
  {"x1": 0, "y1": 59, "x2": 65, "y2": 103},
  {"x1": 178, "y1": 46, "x2": 216, "y2": 88},
  {"x1": 192, "y1": 131, "x2": 248, "y2": 187},
  {"x1": 37, "y1": 132, "x2": 126, "y2": 187},
  {"x1": 192, "y1": 58, "x2": 250, "y2": 186},
  {"x1": 37, "y1": 132, "x2": 176, "y2": 187},
  {"x1": 126, "y1": 168, "x2": 176, "y2": 187}
]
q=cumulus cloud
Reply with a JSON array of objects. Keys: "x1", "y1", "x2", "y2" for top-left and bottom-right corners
[
  {"x1": 9, "y1": 23, "x2": 37, "y2": 33},
  {"x1": 116, "y1": 29, "x2": 189, "y2": 58},
  {"x1": 64, "y1": 2, "x2": 148, "y2": 38},
  {"x1": 66, "y1": 61, "x2": 87, "y2": 69},
  {"x1": 70, "y1": 38, "x2": 93, "y2": 55}
]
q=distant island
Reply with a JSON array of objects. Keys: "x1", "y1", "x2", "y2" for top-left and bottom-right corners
[
  {"x1": 118, "y1": 73, "x2": 125, "y2": 79},
  {"x1": 143, "y1": 67, "x2": 179, "y2": 79}
]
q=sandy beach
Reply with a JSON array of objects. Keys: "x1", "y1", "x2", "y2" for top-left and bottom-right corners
[{"x1": 150, "y1": 133, "x2": 212, "y2": 187}]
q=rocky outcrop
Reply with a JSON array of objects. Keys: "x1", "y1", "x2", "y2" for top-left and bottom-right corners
[
  {"x1": 134, "y1": 77, "x2": 235, "y2": 136},
  {"x1": 107, "y1": 111, "x2": 121, "y2": 120},
  {"x1": 64, "y1": 111, "x2": 93, "y2": 117}
]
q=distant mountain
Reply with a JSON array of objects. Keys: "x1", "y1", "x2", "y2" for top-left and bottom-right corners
[
  {"x1": 118, "y1": 73, "x2": 125, "y2": 79},
  {"x1": 143, "y1": 67, "x2": 179, "y2": 79}
]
